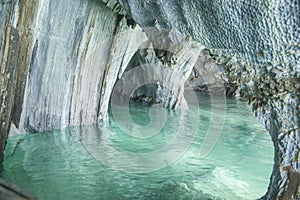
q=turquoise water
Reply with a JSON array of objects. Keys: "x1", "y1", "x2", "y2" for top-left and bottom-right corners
[{"x1": 1, "y1": 96, "x2": 273, "y2": 200}]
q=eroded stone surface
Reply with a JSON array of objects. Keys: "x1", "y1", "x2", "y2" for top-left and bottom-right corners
[
  {"x1": 0, "y1": 0, "x2": 299, "y2": 199},
  {"x1": 113, "y1": 29, "x2": 203, "y2": 110},
  {"x1": 8, "y1": 0, "x2": 146, "y2": 132},
  {"x1": 0, "y1": 26, "x2": 19, "y2": 151},
  {"x1": 118, "y1": 0, "x2": 300, "y2": 199}
]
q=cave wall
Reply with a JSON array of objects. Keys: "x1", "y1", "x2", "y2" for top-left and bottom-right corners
[
  {"x1": 0, "y1": 26, "x2": 19, "y2": 151},
  {"x1": 117, "y1": 0, "x2": 300, "y2": 199},
  {"x1": 0, "y1": 0, "x2": 147, "y2": 138},
  {"x1": 0, "y1": 1, "x2": 21, "y2": 151},
  {"x1": 112, "y1": 36, "x2": 204, "y2": 110},
  {"x1": 0, "y1": 0, "x2": 299, "y2": 199},
  {"x1": 17, "y1": 0, "x2": 145, "y2": 132}
]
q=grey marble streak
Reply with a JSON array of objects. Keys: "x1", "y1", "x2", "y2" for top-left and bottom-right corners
[
  {"x1": 0, "y1": 0, "x2": 299, "y2": 198},
  {"x1": 17, "y1": 0, "x2": 146, "y2": 132},
  {"x1": 0, "y1": 1, "x2": 11, "y2": 63}
]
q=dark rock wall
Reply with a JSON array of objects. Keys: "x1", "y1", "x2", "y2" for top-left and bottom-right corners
[
  {"x1": 0, "y1": 26, "x2": 19, "y2": 151},
  {"x1": 0, "y1": 1, "x2": 21, "y2": 152},
  {"x1": 11, "y1": 0, "x2": 39, "y2": 129}
]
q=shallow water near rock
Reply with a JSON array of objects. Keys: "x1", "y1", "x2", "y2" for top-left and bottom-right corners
[{"x1": 1, "y1": 95, "x2": 273, "y2": 200}]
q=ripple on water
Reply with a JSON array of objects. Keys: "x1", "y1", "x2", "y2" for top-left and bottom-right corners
[{"x1": 1, "y1": 98, "x2": 273, "y2": 200}]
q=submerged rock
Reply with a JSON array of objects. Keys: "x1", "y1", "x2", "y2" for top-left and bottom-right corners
[{"x1": 144, "y1": 181, "x2": 222, "y2": 200}]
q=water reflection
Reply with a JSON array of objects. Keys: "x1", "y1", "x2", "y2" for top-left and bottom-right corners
[{"x1": 1, "y1": 97, "x2": 273, "y2": 200}]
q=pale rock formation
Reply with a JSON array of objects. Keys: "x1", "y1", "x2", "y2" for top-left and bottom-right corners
[
  {"x1": 0, "y1": 0, "x2": 299, "y2": 199},
  {"x1": 118, "y1": 0, "x2": 300, "y2": 198}
]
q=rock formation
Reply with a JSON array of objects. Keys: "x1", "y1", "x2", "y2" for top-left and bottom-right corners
[
  {"x1": 1, "y1": 0, "x2": 147, "y2": 135},
  {"x1": 0, "y1": 0, "x2": 299, "y2": 199},
  {"x1": 117, "y1": 1, "x2": 300, "y2": 199}
]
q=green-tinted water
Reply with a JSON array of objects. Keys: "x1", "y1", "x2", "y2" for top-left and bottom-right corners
[{"x1": 1, "y1": 96, "x2": 273, "y2": 200}]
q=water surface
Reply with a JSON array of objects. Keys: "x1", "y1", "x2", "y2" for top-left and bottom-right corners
[{"x1": 1, "y1": 96, "x2": 273, "y2": 200}]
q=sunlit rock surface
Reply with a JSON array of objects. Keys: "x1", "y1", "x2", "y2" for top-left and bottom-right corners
[
  {"x1": 0, "y1": 0, "x2": 299, "y2": 199},
  {"x1": 0, "y1": 0, "x2": 146, "y2": 133},
  {"x1": 113, "y1": 32, "x2": 205, "y2": 110},
  {"x1": 23, "y1": 1, "x2": 147, "y2": 132}
]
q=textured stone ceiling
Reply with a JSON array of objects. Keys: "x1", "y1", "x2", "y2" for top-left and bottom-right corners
[
  {"x1": 0, "y1": 0, "x2": 299, "y2": 199},
  {"x1": 117, "y1": 0, "x2": 300, "y2": 199}
]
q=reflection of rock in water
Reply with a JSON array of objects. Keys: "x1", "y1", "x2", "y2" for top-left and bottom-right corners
[
  {"x1": 143, "y1": 181, "x2": 222, "y2": 200},
  {"x1": 130, "y1": 83, "x2": 165, "y2": 106}
]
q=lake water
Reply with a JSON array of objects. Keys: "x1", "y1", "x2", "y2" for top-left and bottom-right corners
[{"x1": 1, "y1": 95, "x2": 274, "y2": 200}]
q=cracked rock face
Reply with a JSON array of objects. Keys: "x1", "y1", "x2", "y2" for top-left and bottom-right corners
[{"x1": 0, "y1": 0, "x2": 299, "y2": 199}]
